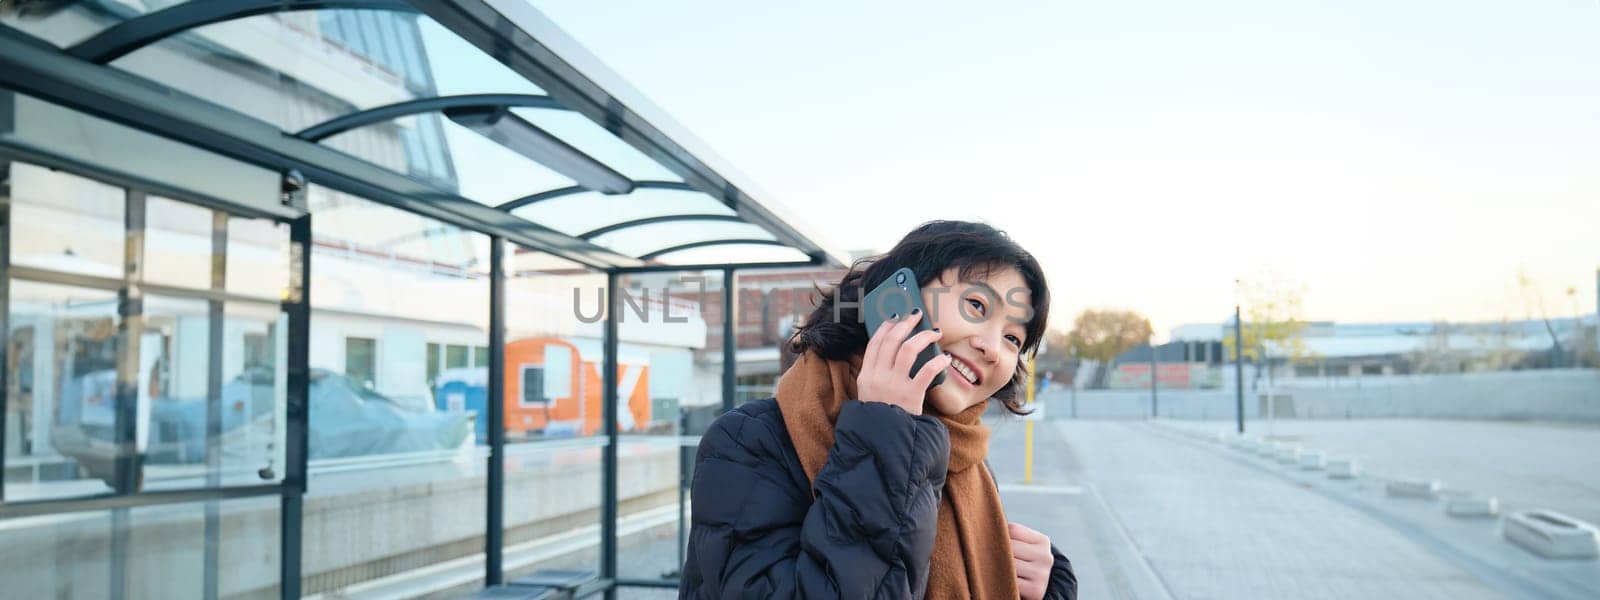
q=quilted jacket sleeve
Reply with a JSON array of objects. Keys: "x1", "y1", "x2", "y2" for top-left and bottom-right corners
[
  {"x1": 681, "y1": 399, "x2": 950, "y2": 599},
  {"x1": 1043, "y1": 544, "x2": 1078, "y2": 600}
]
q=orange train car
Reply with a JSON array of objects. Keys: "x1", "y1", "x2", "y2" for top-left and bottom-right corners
[{"x1": 502, "y1": 337, "x2": 652, "y2": 438}]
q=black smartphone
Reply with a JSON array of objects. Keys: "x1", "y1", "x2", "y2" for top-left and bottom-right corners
[{"x1": 862, "y1": 267, "x2": 947, "y2": 389}]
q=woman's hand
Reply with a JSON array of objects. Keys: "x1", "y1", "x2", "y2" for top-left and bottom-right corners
[
  {"x1": 857, "y1": 309, "x2": 950, "y2": 416},
  {"x1": 1009, "y1": 522, "x2": 1053, "y2": 600}
]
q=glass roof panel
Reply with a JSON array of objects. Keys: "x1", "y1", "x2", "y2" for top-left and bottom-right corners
[
  {"x1": 593, "y1": 221, "x2": 777, "y2": 258},
  {"x1": 509, "y1": 107, "x2": 682, "y2": 183},
  {"x1": 318, "y1": 113, "x2": 577, "y2": 205},
  {"x1": 0, "y1": 0, "x2": 174, "y2": 48},
  {"x1": 109, "y1": 10, "x2": 544, "y2": 133},
  {"x1": 439, "y1": 117, "x2": 579, "y2": 205},
  {"x1": 416, "y1": 16, "x2": 545, "y2": 98},
  {"x1": 650, "y1": 243, "x2": 813, "y2": 266},
  {"x1": 510, "y1": 188, "x2": 734, "y2": 238}
]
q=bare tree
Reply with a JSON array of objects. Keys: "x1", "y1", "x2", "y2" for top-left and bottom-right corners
[
  {"x1": 1518, "y1": 269, "x2": 1565, "y2": 367},
  {"x1": 1224, "y1": 271, "x2": 1313, "y2": 387},
  {"x1": 1066, "y1": 309, "x2": 1152, "y2": 389}
]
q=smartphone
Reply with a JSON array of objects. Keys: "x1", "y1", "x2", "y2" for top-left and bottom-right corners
[{"x1": 862, "y1": 267, "x2": 947, "y2": 389}]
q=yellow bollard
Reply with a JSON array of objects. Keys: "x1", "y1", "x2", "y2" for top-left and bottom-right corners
[
  {"x1": 1023, "y1": 354, "x2": 1037, "y2": 484},
  {"x1": 1024, "y1": 421, "x2": 1035, "y2": 483}
]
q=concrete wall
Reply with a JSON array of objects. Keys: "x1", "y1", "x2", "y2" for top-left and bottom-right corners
[
  {"x1": 1044, "y1": 369, "x2": 1600, "y2": 421},
  {"x1": 0, "y1": 444, "x2": 683, "y2": 599},
  {"x1": 0, "y1": 495, "x2": 283, "y2": 600}
]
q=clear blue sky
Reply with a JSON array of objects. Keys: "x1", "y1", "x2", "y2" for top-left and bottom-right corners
[{"x1": 520, "y1": 0, "x2": 1599, "y2": 336}]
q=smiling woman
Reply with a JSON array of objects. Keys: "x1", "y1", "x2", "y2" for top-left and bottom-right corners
[
  {"x1": 681, "y1": 220, "x2": 1075, "y2": 600},
  {"x1": 792, "y1": 220, "x2": 1052, "y2": 415}
]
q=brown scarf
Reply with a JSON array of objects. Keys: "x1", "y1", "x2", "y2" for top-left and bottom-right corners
[{"x1": 776, "y1": 350, "x2": 1018, "y2": 599}]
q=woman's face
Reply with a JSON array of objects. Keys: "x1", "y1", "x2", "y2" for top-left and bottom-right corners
[{"x1": 920, "y1": 265, "x2": 1033, "y2": 416}]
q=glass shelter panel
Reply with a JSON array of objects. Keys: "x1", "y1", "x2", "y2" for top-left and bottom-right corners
[
  {"x1": 499, "y1": 245, "x2": 627, "y2": 583},
  {"x1": 302, "y1": 185, "x2": 490, "y2": 597}
]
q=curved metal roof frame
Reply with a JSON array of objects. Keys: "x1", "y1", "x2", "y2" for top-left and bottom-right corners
[
  {"x1": 497, "y1": 180, "x2": 694, "y2": 211},
  {"x1": 638, "y1": 239, "x2": 792, "y2": 261},
  {"x1": 1, "y1": 0, "x2": 846, "y2": 273},
  {"x1": 294, "y1": 94, "x2": 565, "y2": 141},
  {"x1": 67, "y1": 0, "x2": 415, "y2": 64},
  {"x1": 577, "y1": 214, "x2": 746, "y2": 240}
]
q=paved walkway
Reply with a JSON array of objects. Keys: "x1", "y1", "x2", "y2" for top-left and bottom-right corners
[
  {"x1": 616, "y1": 417, "x2": 1600, "y2": 599},
  {"x1": 984, "y1": 417, "x2": 1600, "y2": 599},
  {"x1": 1041, "y1": 420, "x2": 1504, "y2": 599},
  {"x1": 1173, "y1": 418, "x2": 1600, "y2": 526}
]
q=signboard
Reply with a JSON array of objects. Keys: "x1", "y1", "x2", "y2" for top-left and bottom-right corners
[{"x1": 1108, "y1": 363, "x2": 1222, "y2": 389}]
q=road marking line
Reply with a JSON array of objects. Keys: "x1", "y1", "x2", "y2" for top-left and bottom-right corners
[{"x1": 998, "y1": 483, "x2": 1084, "y2": 495}]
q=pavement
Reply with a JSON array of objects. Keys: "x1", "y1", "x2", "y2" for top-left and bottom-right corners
[
  {"x1": 1181, "y1": 418, "x2": 1600, "y2": 526},
  {"x1": 609, "y1": 416, "x2": 1600, "y2": 599},
  {"x1": 982, "y1": 417, "x2": 1600, "y2": 599}
]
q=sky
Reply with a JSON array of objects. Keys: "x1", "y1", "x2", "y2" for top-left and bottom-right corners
[{"x1": 516, "y1": 0, "x2": 1600, "y2": 337}]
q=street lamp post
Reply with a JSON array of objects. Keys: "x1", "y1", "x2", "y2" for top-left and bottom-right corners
[
  {"x1": 1234, "y1": 303, "x2": 1245, "y2": 434},
  {"x1": 1149, "y1": 335, "x2": 1158, "y2": 418},
  {"x1": 1022, "y1": 337, "x2": 1047, "y2": 484}
]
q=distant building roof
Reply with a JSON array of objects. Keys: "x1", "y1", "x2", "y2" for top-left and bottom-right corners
[{"x1": 1169, "y1": 315, "x2": 1596, "y2": 359}]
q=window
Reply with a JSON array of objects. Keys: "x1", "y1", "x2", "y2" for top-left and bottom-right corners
[
  {"x1": 357, "y1": 12, "x2": 393, "y2": 73},
  {"x1": 345, "y1": 337, "x2": 377, "y2": 389},
  {"x1": 387, "y1": 12, "x2": 428, "y2": 88},
  {"x1": 445, "y1": 344, "x2": 469, "y2": 369},
  {"x1": 426, "y1": 342, "x2": 441, "y2": 388},
  {"x1": 473, "y1": 345, "x2": 489, "y2": 368},
  {"x1": 337, "y1": 11, "x2": 368, "y2": 56},
  {"x1": 243, "y1": 333, "x2": 273, "y2": 371},
  {"x1": 401, "y1": 126, "x2": 429, "y2": 178},
  {"x1": 395, "y1": 14, "x2": 431, "y2": 87},
  {"x1": 520, "y1": 366, "x2": 546, "y2": 406},
  {"x1": 318, "y1": 11, "x2": 345, "y2": 43},
  {"x1": 417, "y1": 115, "x2": 453, "y2": 185}
]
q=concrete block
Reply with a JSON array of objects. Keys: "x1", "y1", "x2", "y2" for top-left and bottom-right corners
[
  {"x1": 1386, "y1": 478, "x2": 1441, "y2": 499},
  {"x1": 1261, "y1": 442, "x2": 1284, "y2": 457},
  {"x1": 1274, "y1": 444, "x2": 1301, "y2": 465},
  {"x1": 1503, "y1": 510, "x2": 1600, "y2": 559},
  {"x1": 1326, "y1": 458, "x2": 1359, "y2": 479},
  {"x1": 1446, "y1": 496, "x2": 1499, "y2": 518},
  {"x1": 1298, "y1": 450, "x2": 1325, "y2": 470}
]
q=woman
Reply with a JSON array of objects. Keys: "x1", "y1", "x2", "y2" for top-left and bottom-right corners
[{"x1": 681, "y1": 221, "x2": 1076, "y2": 599}]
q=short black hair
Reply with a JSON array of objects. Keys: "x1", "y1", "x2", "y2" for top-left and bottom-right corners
[{"x1": 790, "y1": 220, "x2": 1050, "y2": 414}]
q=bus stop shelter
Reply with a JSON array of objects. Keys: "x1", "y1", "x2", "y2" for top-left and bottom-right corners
[{"x1": 0, "y1": 1, "x2": 844, "y2": 598}]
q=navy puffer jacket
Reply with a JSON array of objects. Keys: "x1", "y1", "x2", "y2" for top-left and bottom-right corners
[{"x1": 680, "y1": 397, "x2": 1077, "y2": 599}]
